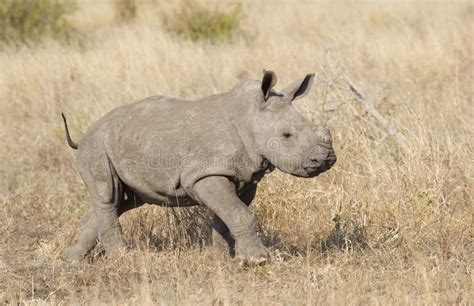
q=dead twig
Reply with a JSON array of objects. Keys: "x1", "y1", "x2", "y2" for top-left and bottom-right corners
[{"x1": 343, "y1": 75, "x2": 408, "y2": 150}]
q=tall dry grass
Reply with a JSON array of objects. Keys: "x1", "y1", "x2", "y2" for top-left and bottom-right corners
[{"x1": 0, "y1": 0, "x2": 472, "y2": 304}]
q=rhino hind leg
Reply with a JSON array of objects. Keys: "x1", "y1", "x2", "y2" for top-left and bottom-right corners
[
  {"x1": 64, "y1": 207, "x2": 98, "y2": 261},
  {"x1": 93, "y1": 199, "x2": 126, "y2": 257},
  {"x1": 64, "y1": 190, "x2": 144, "y2": 262},
  {"x1": 64, "y1": 139, "x2": 134, "y2": 261}
]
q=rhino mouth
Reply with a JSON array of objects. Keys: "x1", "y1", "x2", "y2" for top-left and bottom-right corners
[
  {"x1": 273, "y1": 158, "x2": 336, "y2": 178},
  {"x1": 302, "y1": 155, "x2": 337, "y2": 178},
  {"x1": 260, "y1": 157, "x2": 275, "y2": 173},
  {"x1": 303, "y1": 165, "x2": 329, "y2": 177}
]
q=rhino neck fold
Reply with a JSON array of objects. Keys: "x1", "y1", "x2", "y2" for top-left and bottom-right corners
[{"x1": 228, "y1": 96, "x2": 265, "y2": 175}]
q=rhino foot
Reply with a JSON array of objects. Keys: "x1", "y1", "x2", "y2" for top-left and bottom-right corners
[{"x1": 235, "y1": 241, "x2": 269, "y2": 266}]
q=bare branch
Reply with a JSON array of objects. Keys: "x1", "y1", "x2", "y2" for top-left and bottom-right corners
[{"x1": 343, "y1": 75, "x2": 408, "y2": 150}]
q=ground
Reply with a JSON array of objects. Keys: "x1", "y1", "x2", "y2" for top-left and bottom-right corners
[{"x1": 0, "y1": 1, "x2": 472, "y2": 304}]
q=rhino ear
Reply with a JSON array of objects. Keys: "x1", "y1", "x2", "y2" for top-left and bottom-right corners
[
  {"x1": 261, "y1": 69, "x2": 277, "y2": 101},
  {"x1": 282, "y1": 73, "x2": 315, "y2": 102}
]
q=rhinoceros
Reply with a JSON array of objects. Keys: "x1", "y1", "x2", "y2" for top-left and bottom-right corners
[{"x1": 62, "y1": 70, "x2": 336, "y2": 265}]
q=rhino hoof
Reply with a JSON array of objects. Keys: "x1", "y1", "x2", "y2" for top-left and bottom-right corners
[
  {"x1": 235, "y1": 244, "x2": 269, "y2": 267},
  {"x1": 236, "y1": 253, "x2": 269, "y2": 267}
]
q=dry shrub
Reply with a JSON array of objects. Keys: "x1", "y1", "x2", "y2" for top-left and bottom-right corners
[
  {"x1": 163, "y1": 1, "x2": 244, "y2": 42},
  {"x1": 0, "y1": 0, "x2": 76, "y2": 45},
  {"x1": 115, "y1": 0, "x2": 137, "y2": 22}
]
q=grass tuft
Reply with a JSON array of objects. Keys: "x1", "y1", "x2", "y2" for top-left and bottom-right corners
[
  {"x1": 163, "y1": 1, "x2": 244, "y2": 43},
  {"x1": 115, "y1": 0, "x2": 137, "y2": 22},
  {"x1": 0, "y1": 0, "x2": 76, "y2": 45}
]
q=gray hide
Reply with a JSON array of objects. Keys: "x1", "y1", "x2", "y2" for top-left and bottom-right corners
[{"x1": 62, "y1": 70, "x2": 336, "y2": 265}]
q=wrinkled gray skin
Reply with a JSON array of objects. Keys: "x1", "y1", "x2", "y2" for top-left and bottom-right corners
[{"x1": 62, "y1": 71, "x2": 336, "y2": 265}]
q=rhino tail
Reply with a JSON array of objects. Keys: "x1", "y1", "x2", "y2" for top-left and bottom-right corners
[{"x1": 61, "y1": 113, "x2": 78, "y2": 150}]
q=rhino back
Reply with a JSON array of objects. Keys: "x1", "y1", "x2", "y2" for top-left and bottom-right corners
[{"x1": 100, "y1": 94, "x2": 254, "y2": 202}]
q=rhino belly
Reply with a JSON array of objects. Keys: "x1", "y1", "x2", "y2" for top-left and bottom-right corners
[
  {"x1": 111, "y1": 159, "x2": 196, "y2": 207},
  {"x1": 132, "y1": 186, "x2": 198, "y2": 207}
]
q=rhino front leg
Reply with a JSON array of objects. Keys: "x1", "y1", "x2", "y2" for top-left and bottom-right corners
[
  {"x1": 211, "y1": 184, "x2": 257, "y2": 257},
  {"x1": 193, "y1": 176, "x2": 268, "y2": 265}
]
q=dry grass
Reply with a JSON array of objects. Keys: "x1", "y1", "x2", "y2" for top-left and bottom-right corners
[
  {"x1": 0, "y1": 0, "x2": 473, "y2": 304},
  {"x1": 0, "y1": 0, "x2": 76, "y2": 45},
  {"x1": 162, "y1": 1, "x2": 244, "y2": 43}
]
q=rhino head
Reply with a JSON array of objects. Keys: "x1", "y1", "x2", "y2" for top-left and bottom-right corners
[{"x1": 246, "y1": 70, "x2": 336, "y2": 178}]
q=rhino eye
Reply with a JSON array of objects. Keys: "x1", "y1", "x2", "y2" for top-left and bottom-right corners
[{"x1": 282, "y1": 132, "x2": 292, "y2": 139}]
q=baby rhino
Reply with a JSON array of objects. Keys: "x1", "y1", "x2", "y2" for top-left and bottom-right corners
[{"x1": 62, "y1": 70, "x2": 336, "y2": 265}]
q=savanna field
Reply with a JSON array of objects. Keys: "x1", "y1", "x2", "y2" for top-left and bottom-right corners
[{"x1": 0, "y1": 0, "x2": 472, "y2": 304}]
